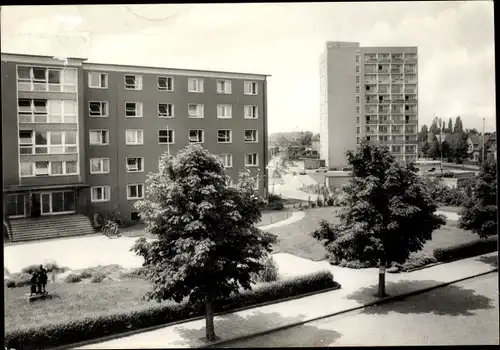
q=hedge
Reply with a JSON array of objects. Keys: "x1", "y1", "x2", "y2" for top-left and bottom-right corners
[
  {"x1": 433, "y1": 236, "x2": 498, "y2": 262},
  {"x1": 5, "y1": 270, "x2": 338, "y2": 350}
]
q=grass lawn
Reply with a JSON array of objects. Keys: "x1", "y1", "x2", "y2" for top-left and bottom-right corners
[
  {"x1": 266, "y1": 206, "x2": 477, "y2": 262},
  {"x1": 4, "y1": 279, "x2": 162, "y2": 333}
]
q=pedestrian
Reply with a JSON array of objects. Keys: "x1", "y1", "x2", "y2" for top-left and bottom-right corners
[
  {"x1": 38, "y1": 265, "x2": 48, "y2": 293},
  {"x1": 30, "y1": 271, "x2": 38, "y2": 296}
]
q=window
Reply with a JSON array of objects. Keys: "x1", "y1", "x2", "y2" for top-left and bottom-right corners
[
  {"x1": 244, "y1": 105, "x2": 259, "y2": 119},
  {"x1": 356, "y1": 54, "x2": 360, "y2": 63},
  {"x1": 157, "y1": 76, "x2": 174, "y2": 91},
  {"x1": 217, "y1": 80, "x2": 232, "y2": 94},
  {"x1": 356, "y1": 127, "x2": 360, "y2": 134},
  {"x1": 20, "y1": 162, "x2": 33, "y2": 176},
  {"x1": 46, "y1": 100, "x2": 77, "y2": 123},
  {"x1": 126, "y1": 157, "x2": 144, "y2": 172},
  {"x1": 217, "y1": 104, "x2": 232, "y2": 119},
  {"x1": 244, "y1": 81, "x2": 258, "y2": 95},
  {"x1": 356, "y1": 137, "x2": 360, "y2": 144},
  {"x1": 91, "y1": 186, "x2": 111, "y2": 203},
  {"x1": 17, "y1": 66, "x2": 77, "y2": 92},
  {"x1": 89, "y1": 130, "x2": 109, "y2": 145},
  {"x1": 19, "y1": 130, "x2": 77, "y2": 154},
  {"x1": 356, "y1": 65, "x2": 360, "y2": 73},
  {"x1": 89, "y1": 101, "x2": 108, "y2": 117},
  {"x1": 356, "y1": 86, "x2": 360, "y2": 93},
  {"x1": 124, "y1": 75, "x2": 143, "y2": 90},
  {"x1": 189, "y1": 129, "x2": 204, "y2": 143},
  {"x1": 218, "y1": 154, "x2": 233, "y2": 168},
  {"x1": 356, "y1": 76, "x2": 360, "y2": 83},
  {"x1": 51, "y1": 161, "x2": 63, "y2": 175},
  {"x1": 130, "y1": 212, "x2": 141, "y2": 222},
  {"x1": 88, "y1": 72, "x2": 108, "y2": 89},
  {"x1": 125, "y1": 102, "x2": 143, "y2": 118},
  {"x1": 188, "y1": 104, "x2": 204, "y2": 118},
  {"x1": 158, "y1": 129, "x2": 174, "y2": 144},
  {"x1": 157, "y1": 103, "x2": 174, "y2": 118},
  {"x1": 217, "y1": 130, "x2": 232, "y2": 143},
  {"x1": 17, "y1": 98, "x2": 48, "y2": 123},
  {"x1": 188, "y1": 78, "x2": 204, "y2": 93},
  {"x1": 21, "y1": 160, "x2": 78, "y2": 176},
  {"x1": 65, "y1": 161, "x2": 78, "y2": 174},
  {"x1": 356, "y1": 116, "x2": 360, "y2": 124},
  {"x1": 245, "y1": 153, "x2": 258, "y2": 167},
  {"x1": 127, "y1": 184, "x2": 144, "y2": 200},
  {"x1": 125, "y1": 129, "x2": 144, "y2": 145},
  {"x1": 35, "y1": 161, "x2": 49, "y2": 176},
  {"x1": 244, "y1": 130, "x2": 258, "y2": 143},
  {"x1": 356, "y1": 106, "x2": 360, "y2": 113},
  {"x1": 356, "y1": 96, "x2": 360, "y2": 103},
  {"x1": 90, "y1": 158, "x2": 110, "y2": 174}
]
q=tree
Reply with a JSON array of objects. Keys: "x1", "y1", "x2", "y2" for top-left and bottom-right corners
[
  {"x1": 448, "y1": 132, "x2": 469, "y2": 163},
  {"x1": 311, "y1": 140, "x2": 445, "y2": 297},
  {"x1": 418, "y1": 124, "x2": 429, "y2": 143},
  {"x1": 429, "y1": 117, "x2": 440, "y2": 134},
  {"x1": 454, "y1": 116, "x2": 464, "y2": 133},
  {"x1": 428, "y1": 139, "x2": 441, "y2": 159},
  {"x1": 459, "y1": 160, "x2": 497, "y2": 238},
  {"x1": 131, "y1": 145, "x2": 277, "y2": 341},
  {"x1": 466, "y1": 128, "x2": 479, "y2": 135},
  {"x1": 421, "y1": 141, "x2": 431, "y2": 157},
  {"x1": 447, "y1": 118, "x2": 453, "y2": 134},
  {"x1": 298, "y1": 131, "x2": 313, "y2": 147}
]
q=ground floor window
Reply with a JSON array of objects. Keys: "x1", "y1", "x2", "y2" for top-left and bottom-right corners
[
  {"x1": 5, "y1": 194, "x2": 26, "y2": 218},
  {"x1": 41, "y1": 191, "x2": 76, "y2": 214}
]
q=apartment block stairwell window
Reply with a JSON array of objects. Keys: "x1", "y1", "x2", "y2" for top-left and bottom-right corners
[
  {"x1": 17, "y1": 66, "x2": 77, "y2": 92},
  {"x1": 124, "y1": 75, "x2": 143, "y2": 90},
  {"x1": 88, "y1": 72, "x2": 108, "y2": 89},
  {"x1": 244, "y1": 81, "x2": 258, "y2": 95}
]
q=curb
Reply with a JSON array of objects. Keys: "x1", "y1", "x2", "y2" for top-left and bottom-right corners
[
  {"x1": 49, "y1": 282, "x2": 341, "y2": 350},
  {"x1": 200, "y1": 268, "x2": 498, "y2": 348}
]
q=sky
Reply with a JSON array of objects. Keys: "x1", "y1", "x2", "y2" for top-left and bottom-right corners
[{"x1": 1, "y1": 2, "x2": 495, "y2": 134}]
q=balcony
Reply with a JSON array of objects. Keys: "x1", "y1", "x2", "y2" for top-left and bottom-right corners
[
  {"x1": 391, "y1": 53, "x2": 404, "y2": 61},
  {"x1": 405, "y1": 127, "x2": 417, "y2": 134},
  {"x1": 364, "y1": 75, "x2": 377, "y2": 84},
  {"x1": 365, "y1": 55, "x2": 377, "y2": 63},
  {"x1": 378, "y1": 109, "x2": 390, "y2": 115},
  {"x1": 391, "y1": 107, "x2": 404, "y2": 114},
  {"x1": 378, "y1": 85, "x2": 390, "y2": 94},
  {"x1": 19, "y1": 145, "x2": 78, "y2": 155},
  {"x1": 364, "y1": 64, "x2": 377, "y2": 74},
  {"x1": 404, "y1": 75, "x2": 417, "y2": 84},
  {"x1": 365, "y1": 107, "x2": 378, "y2": 114},
  {"x1": 366, "y1": 119, "x2": 379, "y2": 125},
  {"x1": 404, "y1": 85, "x2": 417, "y2": 93},
  {"x1": 391, "y1": 75, "x2": 404, "y2": 84},
  {"x1": 404, "y1": 66, "x2": 417, "y2": 74},
  {"x1": 366, "y1": 98, "x2": 378, "y2": 104},
  {"x1": 391, "y1": 128, "x2": 403, "y2": 134},
  {"x1": 378, "y1": 65, "x2": 390, "y2": 74},
  {"x1": 404, "y1": 53, "x2": 417, "y2": 61},
  {"x1": 366, "y1": 129, "x2": 377, "y2": 135},
  {"x1": 365, "y1": 85, "x2": 377, "y2": 94},
  {"x1": 378, "y1": 116, "x2": 391, "y2": 124},
  {"x1": 392, "y1": 95, "x2": 404, "y2": 103},
  {"x1": 379, "y1": 54, "x2": 391, "y2": 62}
]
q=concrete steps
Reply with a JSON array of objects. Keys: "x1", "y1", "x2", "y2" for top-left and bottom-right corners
[{"x1": 9, "y1": 214, "x2": 96, "y2": 242}]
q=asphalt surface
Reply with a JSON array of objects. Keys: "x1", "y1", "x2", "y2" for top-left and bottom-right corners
[{"x1": 223, "y1": 272, "x2": 499, "y2": 347}]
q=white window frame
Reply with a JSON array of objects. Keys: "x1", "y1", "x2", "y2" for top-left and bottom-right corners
[
  {"x1": 126, "y1": 157, "x2": 144, "y2": 173},
  {"x1": 91, "y1": 186, "x2": 111, "y2": 203},
  {"x1": 244, "y1": 81, "x2": 258, "y2": 95},
  {"x1": 244, "y1": 105, "x2": 259, "y2": 119},
  {"x1": 20, "y1": 160, "x2": 79, "y2": 177},
  {"x1": 88, "y1": 72, "x2": 108, "y2": 89},
  {"x1": 158, "y1": 103, "x2": 174, "y2": 118},
  {"x1": 125, "y1": 102, "x2": 143, "y2": 118},
  {"x1": 19, "y1": 130, "x2": 78, "y2": 155},
  {"x1": 89, "y1": 158, "x2": 110, "y2": 174},
  {"x1": 17, "y1": 66, "x2": 77, "y2": 93},
  {"x1": 189, "y1": 129, "x2": 204, "y2": 144},
  {"x1": 217, "y1": 104, "x2": 232, "y2": 119},
  {"x1": 89, "y1": 129, "x2": 109, "y2": 146},
  {"x1": 218, "y1": 154, "x2": 233, "y2": 168},
  {"x1": 244, "y1": 130, "x2": 258, "y2": 143},
  {"x1": 157, "y1": 76, "x2": 174, "y2": 91},
  {"x1": 217, "y1": 129, "x2": 232, "y2": 144},
  {"x1": 188, "y1": 78, "x2": 204, "y2": 93},
  {"x1": 188, "y1": 104, "x2": 204, "y2": 119},
  {"x1": 217, "y1": 79, "x2": 232, "y2": 94},
  {"x1": 125, "y1": 129, "x2": 144, "y2": 145},
  {"x1": 89, "y1": 101, "x2": 109, "y2": 118},
  {"x1": 127, "y1": 183, "x2": 145, "y2": 200},
  {"x1": 158, "y1": 129, "x2": 175, "y2": 144},
  {"x1": 245, "y1": 153, "x2": 259, "y2": 167},
  {"x1": 124, "y1": 74, "x2": 143, "y2": 90}
]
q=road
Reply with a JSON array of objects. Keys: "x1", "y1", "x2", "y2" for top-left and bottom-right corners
[{"x1": 223, "y1": 272, "x2": 499, "y2": 347}]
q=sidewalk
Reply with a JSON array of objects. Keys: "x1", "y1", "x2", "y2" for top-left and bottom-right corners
[{"x1": 76, "y1": 252, "x2": 498, "y2": 349}]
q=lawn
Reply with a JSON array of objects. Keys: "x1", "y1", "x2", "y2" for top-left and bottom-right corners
[{"x1": 266, "y1": 206, "x2": 478, "y2": 262}]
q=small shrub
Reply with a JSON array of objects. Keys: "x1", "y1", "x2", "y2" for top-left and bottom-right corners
[
  {"x1": 433, "y1": 236, "x2": 498, "y2": 262},
  {"x1": 268, "y1": 194, "x2": 282, "y2": 203},
  {"x1": 5, "y1": 271, "x2": 338, "y2": 350},
  {"x1": 90, "y1": 271, "x2": 106, "y2": 283},
  {"x1": 5, "y1": 272, "x2": 32, "y2": 288},
  {"x1": 119, "y1": 267, "x2": 148, "y2": 280},
  {"x1": 338, "y1": 259, "x2": 371, "y2": 269},
  {"x1": 64, "y1": 273, "x2": 82, "y2": 284},
  {"x1": 326, "y1": 197, "x2": 334, "y2": 206},
  {"x1": 310, "y1": 202, "x2": 317, "y2": 208},
  {"x1": 267, "y1": 201, "x2": 284, "y2": 211},
  {"x1": 253, "y1": 256, "x2": 279, "y2": 283},
  {"x1": 316, "y1": 197, "x2": 323, "y2": 207},
  {"x1": 400, "y1": 252, "x2": 437, "y2": 271},
  {"x1": 21, "y1": 262, "x2": 67, "y2": 275}
]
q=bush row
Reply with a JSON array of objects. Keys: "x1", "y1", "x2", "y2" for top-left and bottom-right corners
[
  {"x1": 433, "y1": 236, "x2": 498, "y2": 262},
  {"x1": 5, "y1": 270, "x2": 338, "y2": 350}
]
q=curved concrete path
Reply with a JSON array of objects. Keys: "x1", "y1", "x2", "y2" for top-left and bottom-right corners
[
  {"x1": 259, "y1": 210, "x2": 305, "y2": 230},
  {"x1": 436, "y1": 210, "x2": 460, "y2": 221}
]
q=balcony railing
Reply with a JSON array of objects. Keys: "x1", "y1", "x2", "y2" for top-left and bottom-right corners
[
  {"x1": 366, "y1": 99, "x2": 378, "y2": 104},
  {"x1": 392, "y1": 54, "x2": 404, "y2": 61},
  {"x1": 366, "y1": 130, "x2": 377, "y2": 135},
  {"x1": 379, "y1": 55, "x2": 391, "y2": 62},
  {"x1": 17, "y1": 82, "x2": 76, "y2": 93},
  {"x1": 366, "y1": 120, "x2": 379, "y2": 125},
  {"x1": 378, "y1": 68, "x2": 390, "y2": 74},
  {"x1": 19, "y1": 145, "x2": 78, "y2": 155},
  {"x1": 18, "y1": 113, "x2": 77, "y2": 124},
  {"x1": 404, "y1": 87, "x2": 416, "y2": 93}
]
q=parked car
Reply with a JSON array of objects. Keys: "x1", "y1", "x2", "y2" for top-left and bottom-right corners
[
  {"x1": 316, "y1": 167, "x2": 328, "y2": 172},
  {"x1": 299, "y1": 169, "x2": 307, "y2": 175}
]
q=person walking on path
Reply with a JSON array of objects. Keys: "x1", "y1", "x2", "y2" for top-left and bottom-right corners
[
  {"x1": 30, "y1": 271, "x2": 39, "y2": 296},
  {"x1": 37, "y1": 265, "x2": 48, "y2": 293}
]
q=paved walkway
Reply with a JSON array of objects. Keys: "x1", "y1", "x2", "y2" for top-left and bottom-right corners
[
  {"x1": 259, "y1": 211, "x2": 305, "y2": 230},
  {"x1": 76, "y1": 252, "x2": 498, "y2": 349},
  {"x1": 436, "y1": 210, "x2": 460, "y2": 221}
]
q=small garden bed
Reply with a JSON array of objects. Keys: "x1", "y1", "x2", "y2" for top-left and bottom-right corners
[{"x1": 4, "y1": 264, "x2": 338, "y2": 350}]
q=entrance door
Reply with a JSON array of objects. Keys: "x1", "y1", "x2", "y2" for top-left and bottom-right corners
[
  {"x1": 31, "y1": 194, "x2": 41, "y2": 217},
  {"x1": 40, "y1": 191, "x2": 76, "y2": 216}
]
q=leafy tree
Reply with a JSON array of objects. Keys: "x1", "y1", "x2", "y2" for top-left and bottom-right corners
[
  {"x1": 131, "y1": 145, "x2": 277, "y2": 341},
  {"x1": 442, "y1": 120, "x2": 446, "y2": 133},
  {"x1": 418, "y1": 124, "x2": 429, "y2": 143},
  {"x1": 466, "y1": 128, "x2": 479, "y2": 135},
  {"x1": 421, "y1": 141, "x2": 431, "y2": 157},
  {"x1": 298, "y1": 131, "x2": 314, "y2": 147},
  {"x1": 447, "y1": 118, "x2": 453, "y2": 133},
  {"x1": 448, "y1": 132, "x2": 470, "y2": 163},
  {"x1": 429, "y1": 117, "x2": 440, "y2": 134},
  {"x1": 311, "y1": 140, "x2": 445, "y2": 297},
  {"x1": 428, "y1": 139, "x2": 441, "y2": 159},
  {"x1": 454, "y1": 116, "x2": 464, "y2": 133},
  {"x1": 459, "y1": 160, "x2": 498, "y2": 238}
]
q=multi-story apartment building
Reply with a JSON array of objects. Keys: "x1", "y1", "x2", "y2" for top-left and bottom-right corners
[
  {"x1": 319, "y1": 41, "x2": 418, "y2": 167},
  {"x1": 2, "y1": 53, "x2": 269, "y2": 233}
]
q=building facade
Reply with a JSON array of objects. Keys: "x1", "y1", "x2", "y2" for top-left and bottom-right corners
[
  {"x1": 319, "y1": 41, "x2": 418, "y2": 167},
  {"x1": 2, "y1": 53, "x2": 269, "y2": 224}
]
